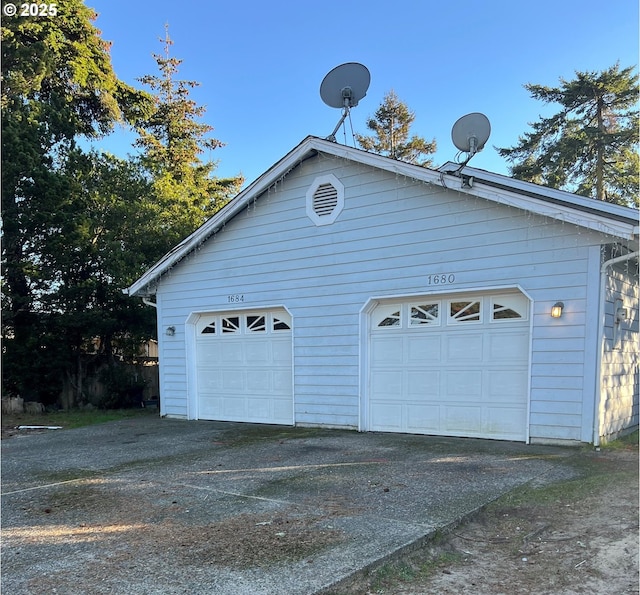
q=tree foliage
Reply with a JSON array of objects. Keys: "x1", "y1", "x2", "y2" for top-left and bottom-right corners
[
  {"x1": 1, "y1": 9, "x2": 239, "y2": 407},
  {"x1": 355, "y1": 90, "x2": 437, "y2": 167},
  {"x1": 1, "y1": 0, "x2": 151, "y2": 403},
  {"x1": 134, "y1": 27, "x2": 243, "y2": 244},
  {"x1": 498, "y1": 63, "x2": 639, "y2": 207}
]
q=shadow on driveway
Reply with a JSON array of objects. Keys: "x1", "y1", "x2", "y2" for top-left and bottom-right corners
[{"x1": 1, "y1": 417, "x2": 577, "y2": 594}]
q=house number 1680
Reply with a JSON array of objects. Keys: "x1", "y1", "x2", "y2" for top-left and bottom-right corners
[{"x1": 427, "y1": 274, "x2": 455, "y2": 285}]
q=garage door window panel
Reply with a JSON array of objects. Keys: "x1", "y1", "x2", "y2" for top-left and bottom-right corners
[
  {"x1": 201, "y1": 321, "x2": 216, "y2": 334},
  {"x1": 247, "y1": 315, "x2": 266, "y2": 332},
  {"x1": 491, "y1": 295, "x2": 529, "y2": 322},
  {"x1": 273, "y1": 315, "x2": 291, "y2": 332},
  {"x1": 375, "y1": 305, "x2": 402, "y2": 328},
  {"x1": 449, "y1": 300, "x2": 482, "y2": 324},
  {"x1": 410, "y1": 303, "x2": 440, "y2": 326},
  {"x1": 222, "y1": 316, "x2": 240, "y2": 333}
]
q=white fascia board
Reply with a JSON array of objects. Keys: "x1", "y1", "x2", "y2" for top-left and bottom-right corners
[
  {"x1": 467, "y1": 181, "x2": 634, "y2": 240},
  {"x1": 327, "y1": 146, "x2": 637, "y2": 237},
  {"x1": 439, "y1": 161, "x2": 639, "y2": 228},
  {"x1": 458, "y1": 178, "x2": 638, "y2": 240},
  {"x1": 308, "y1": 137, "x2": 446, "y2": 185}
]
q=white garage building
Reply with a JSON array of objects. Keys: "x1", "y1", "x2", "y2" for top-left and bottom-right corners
[{"x1": 127, "y1": 136, "x2": 639, "y2": 445}]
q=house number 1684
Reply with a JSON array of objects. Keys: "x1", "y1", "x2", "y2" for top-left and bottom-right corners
[
  {"x1": 427, "y1": 274, "x2": 455, "y2": 285},
  {"x1": 227, "y1": 294, "x2": 244, "y2": 303}
]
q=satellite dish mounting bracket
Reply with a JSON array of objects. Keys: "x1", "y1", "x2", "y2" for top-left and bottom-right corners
[{"x1": 326, "y1": 103, "x2": 351, "y2": 143}]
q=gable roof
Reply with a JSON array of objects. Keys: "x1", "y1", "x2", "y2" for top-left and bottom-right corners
[{"x1": 127, "y1": 135, "x2": 639, "y2": 297}]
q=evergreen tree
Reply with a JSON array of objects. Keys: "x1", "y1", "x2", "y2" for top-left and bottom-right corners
[
  {"x1": 498, "y1": 63, "x2": 639, "y2": 207},
  {"x1": 35, "y1": 151, "x2": 162, "y2": 407},
  {"x1": 1, "y1": 0, "x2": 151, "y2": 403},
  {"x1": 356, "y1": 90, "x2": 437, "y2": 167},
  {"x1": 135, "y1": 26, "x2": 243, "y2": 245},
  {"x1": 1, "y1": 11, "x2": 241, "y2": 408}
]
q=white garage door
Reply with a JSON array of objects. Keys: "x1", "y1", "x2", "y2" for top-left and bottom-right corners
[
  {"x1": 368, "y1": 291, "x2": 530, "y2": 441},
  {"x1": 195, "y1": 309, "x2": 293, "y2": 424}
]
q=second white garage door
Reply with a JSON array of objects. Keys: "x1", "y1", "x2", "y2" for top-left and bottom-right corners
[
  {"x1": 195, "y1": 309, "x2": 293, "y2": 424},
  {"x1": 368, "y1": 291, "x2": 530, "y2": 441}
]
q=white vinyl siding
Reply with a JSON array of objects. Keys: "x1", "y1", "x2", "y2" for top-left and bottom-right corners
[{"x1": 154, "y1": 153, "x2": 630, "y2": 441}]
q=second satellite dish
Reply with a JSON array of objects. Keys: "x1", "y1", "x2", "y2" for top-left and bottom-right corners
[
  {"x1": 320, "y1": 62, "x2": 371, "y2": 109},
  {"x1": 451, "y1": 112, "x2": 491, "y2": 157}
]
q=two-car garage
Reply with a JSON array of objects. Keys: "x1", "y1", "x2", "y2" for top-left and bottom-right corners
[
  {"x1": 130, "y1": 138, "x2": 639, "y2": 446},
  {"x1": 192, "y1": 291, "x2": 531, "y2": 441}
]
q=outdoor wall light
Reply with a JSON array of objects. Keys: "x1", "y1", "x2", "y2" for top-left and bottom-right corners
[
  {"x1": 550, "y1": 302, "x2": 564, "y2": 318},
  {"x1": 166, "y1": 326, "x2": 176, "y2": 336}
]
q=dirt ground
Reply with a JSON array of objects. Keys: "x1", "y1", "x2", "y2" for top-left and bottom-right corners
[{"x1": 335, "y1": 444, "x2": 639, "y2": 595}]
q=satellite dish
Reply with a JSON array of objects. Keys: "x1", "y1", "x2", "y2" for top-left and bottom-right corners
[
  {"x1": 320, "y1": 62, "x2": 370, "y2": 142},
  {"x1": 320, "y1": 62, "x2": 370, "y2": 109},
  {"x1": 451, "y1": 112, "x2": 491, "y2": 158}
]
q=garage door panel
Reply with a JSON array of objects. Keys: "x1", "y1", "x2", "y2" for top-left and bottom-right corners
[
  {"x1": 197, "y1": 342, "x2": 222, "y2": 363},
  {"x1": 221, "y1": 370, "x2": 244, "y2": 391},
  {"x1": 446, "y1": 334, "x2": 483, "y2": 361},
  {"x1": 407, "y1": 370, "x2": 440, "y2": 398},
  {"x1": 198, "y1": 371, "x2": 222, "y2": 391},
  {"x1": 372, "y1": 337, "x2": 404, "y2": 364},
  {"x1": 198, "y1": 396, "x2": 222, "y2": 418},
  {"x1": 488, "y1": 369, "x2": 528, "y2": 400},
  {"x1": 247, "y1": 397, "x2": 271, "y2": 420},
  {"x1": 245, "y1": 341, "x2": 270, "y2": 363},
  {"x1": 272, "y1": 340, "x2": 292, "y2": 363},
  {"x1": 246, "y1": 370, "x2": 270, "y2": 391},
  {"x1": 221, "y1": 343, "x2": 244, "y2": 363},
  {"x1": 370, "y1": 403, "x2": 402, "y2": 430},
  {"x1": 272, "y1": 399, "x2": 293, "y2": 424},
  {"x1": 371, "y1": 370, "x2": 402, "y2": 398},
  {"x1": 446, "y1": 370, "x2": 483, "y2": 396},
  {"x1": 488, "y1": 332, "x2": 529, "y2": 360},
  {"x1": 407, "y1": 336, "x2": 441, "y2": 362},
  {"x1": 273, "y1": 370, "x2": 292, "y2": 392},
  {"x1": 406, "y1": 404, "x2": 440, "y2": 432},
  {"x1": 444, "y1": 405, "x2": 483, "y2": 432},
  {"x1": 369, "y1": 292, "x2": 530, "y2": 441},
  {"x1": 485, "y1": 406, "x2": 527, "y2": 435},
  {"x1": 223, "y1": 396, "x2": 246, "y2": 418}
]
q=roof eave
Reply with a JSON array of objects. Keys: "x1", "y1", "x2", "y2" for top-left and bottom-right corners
[
  {"x1": 439, "y1": 161, "x2": 639, "y2": 228},
  {"x1": 126, "y1": 138, "x2": 639, "y2": 297},
  {"x1": 126, "y1": 136, "x2": 322, "y2": 297}
]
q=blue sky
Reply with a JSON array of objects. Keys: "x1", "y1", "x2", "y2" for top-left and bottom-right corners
[{"x1": 88, "y1": 0, "x2": 638, "y2": 187}]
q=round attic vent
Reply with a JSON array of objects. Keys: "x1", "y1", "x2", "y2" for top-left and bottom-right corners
[
  {"x1": 306, "y1": 174, "x2": 344, "y2": 226},
  {"x1": 313, "y1": 183, "x2": 339, "y2": 216}
]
